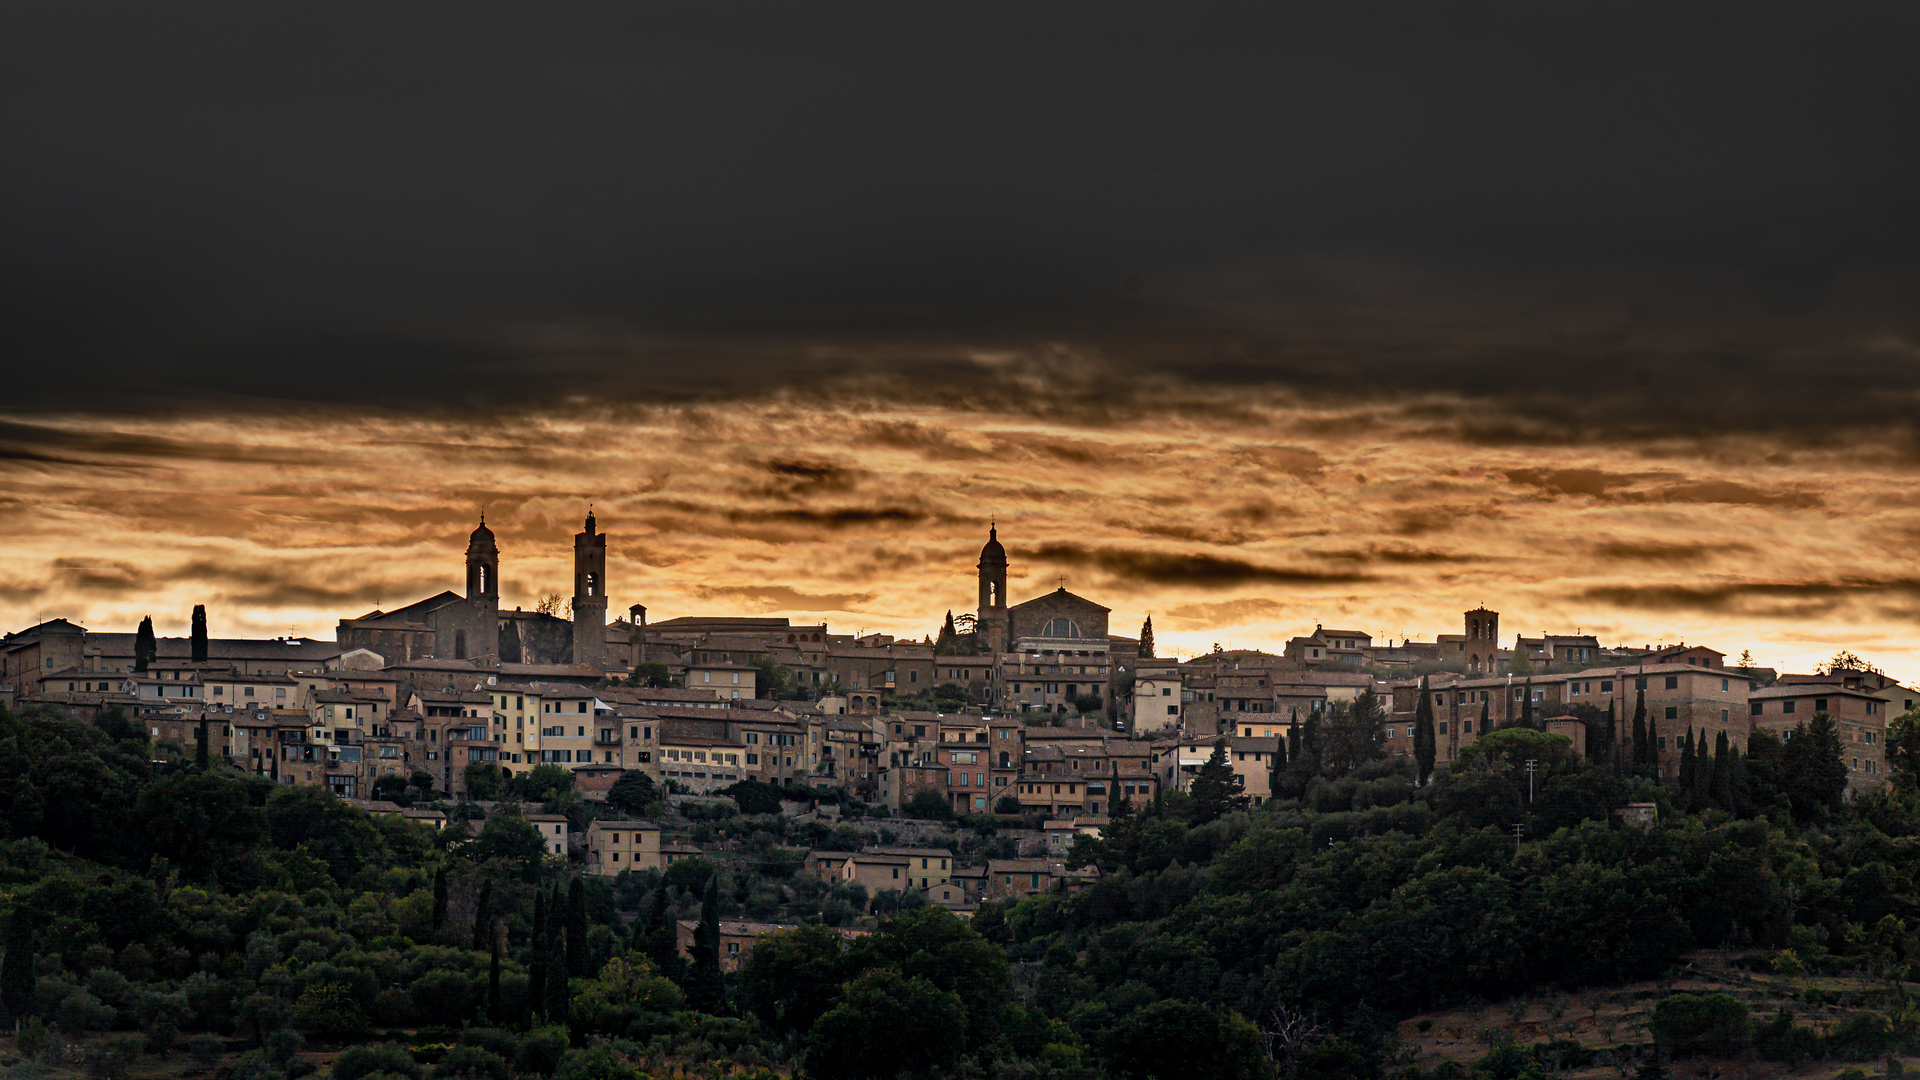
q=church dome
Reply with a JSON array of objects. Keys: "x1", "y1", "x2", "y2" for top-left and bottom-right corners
[
  {"x1": 978, "y1": 523, "x2": 1006, "y2": 563},
  {"x1": 468, "y1": 516, "x2": 497, "y2": 551}
]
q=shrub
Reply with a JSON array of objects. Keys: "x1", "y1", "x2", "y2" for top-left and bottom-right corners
[
  {"x1": 1648, "y1": 993, "x2": 1750, "y2": 1058},
  {"x1": 1466, "y1": 1041, "x2": 1549, "y2": 1080},
  {"x1": 1825, "y1": 1012, "x2": 1894, "y2": 1061},
  {"x1": 905, "y1": 791, "x2": 954, "y2": 821},
  {"x1": 554, "y1": 1047, "x2": 644, "y2": 1080},
  {"x1": 513, "y1": 1027, "x2": 570, "y2": 1077},
  {"x1": 1755, "y1": 1007, "x2": 1820, "y2": 1064},
  {"x1": 429, "y1": 1045, "x2": 510, "y2": 1080},
  {"x1": 189, "y1": 1033, "x2": 225, "y2": 1070},
  {"x1": 56, "y1": 989, "x2": 115, "y2": 1031},
  {"x1": 334, "y1": 1043, "x2": 423, "y2": 1080},
  {"x1": 720, "y1": 781, "x2": 784, "y2": 816},
  {"x1": 457, "y1": 1029, "x2": 517, "y2": 1060},
  {"x1": 263, "y1": 1028, "x2": 305, "y2": 1066},
  {"x1": 294, "y1": 982, "x2": 368, "y2": 1038}
]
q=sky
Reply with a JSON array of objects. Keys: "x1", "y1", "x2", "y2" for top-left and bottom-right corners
[{"x1": 3, "y1": 1, "x2": 1919, "y2": 679}]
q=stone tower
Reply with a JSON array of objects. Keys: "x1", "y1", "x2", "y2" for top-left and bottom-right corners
[
  {"x1": 467, "y1": 516, "x2": 499, "y2": 604},
  {"x1": 977, "y1": 523, "x2": 1009, "y2": 654},
  {"x1": 462, "y1": 516, "x2": 500, "y2": 661},
  {"x1": 1465, "y1": 606, "x2": 1499, "y2": 675},
  {"x1": 572, "y1": 510, "x2": 608, "y2": 668}
]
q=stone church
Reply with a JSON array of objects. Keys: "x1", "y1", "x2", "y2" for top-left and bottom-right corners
[
  {"x1": 974, "y1": 524, "x2": 1112, "y2": 654},
  {"x1": 336, "y1": 511, "x2": 612, "y2": 668},
  {"x1": 949, "y1": 524, "x2": 1136, "y2": 714}
]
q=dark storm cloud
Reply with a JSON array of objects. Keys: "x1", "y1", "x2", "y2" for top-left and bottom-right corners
[
  {"x1": 1591, "y1": 540, "x2": 1754, "y2": 565},
  {"x1": 1581, "y1": 579, "x2": 1920, "y2": 618},
  {"x1": 1030, "y1": 544, "x2": 1372, "y2": 590},
  {"x1": 1505, "y1": 469, "x2": 1823, "y2": 507},
  {"x1": 158, "y1": 559, "x2": 443, "y2": 609},
  {"x1": 0, "y1": 420, "x2": 315, "y2": 467},
  {"x1": 1314, "y1": 545, "x2": 1471, "y2": 565},
  {"x1": 691, "y1": 585, "x2": 877, "y2": 613},
  {"x1": 749, "y1": 459, "x2": 861, "y2": 501},
  {"x1": 642, "y1": 497, "x2": 939, "y2": 533},
  {"x1": 4, "y1": 0, "x2": 1920, "y2": 432}
]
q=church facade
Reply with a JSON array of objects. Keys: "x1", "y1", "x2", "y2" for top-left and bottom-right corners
[
  {"x1": 336, "y1": 512, "x2": 612, "y2": 669},
  {"x1": 954, "y1": 525, "x2": 1130, "y2": 714}
]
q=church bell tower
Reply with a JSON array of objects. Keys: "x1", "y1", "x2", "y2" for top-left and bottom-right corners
[
  {"x1": 460, "y1": 516, "x2": 500, "y2": 661},
  {"x1": 977, "y1": 523, "x2": 1009, "y2": 654},
  {"x1": 572, "y1": 509, "x2": 609, "y2": 668}
]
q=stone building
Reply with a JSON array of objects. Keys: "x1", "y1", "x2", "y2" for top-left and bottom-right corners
[
  {"x1": 571, "y1": 511, "x2": 609, "y2": 669},
  {"x1": 337, "y1": 512, "x2": 613, "y2": 670}
]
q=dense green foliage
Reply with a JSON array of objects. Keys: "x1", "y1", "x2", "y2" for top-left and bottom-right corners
[{"x1": 7, "y1": 699, "x2": 1920, "y2": 1080}]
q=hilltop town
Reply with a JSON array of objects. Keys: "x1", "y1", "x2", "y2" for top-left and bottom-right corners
[{"x1": 3, "y1": 514, "x2": 1910, "y2": 845}]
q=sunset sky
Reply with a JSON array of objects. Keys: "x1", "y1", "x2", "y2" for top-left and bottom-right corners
[{"x1": 4, "y1": 2, "x2": 1919, "y2": 679}]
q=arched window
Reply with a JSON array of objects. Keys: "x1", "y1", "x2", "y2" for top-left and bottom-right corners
[
  {"x1": 585, "y1": 572, "x2": 598, "y2": 597},
  {"x1": 476, "y1": 566, "x2": 488, "y2": 594},
  {"x1": 1041, "y1": 617, "x2": 1081, "y2": 638},
  {"x1": 989, "y1": 583, "x2": 998, "y2": 606}
]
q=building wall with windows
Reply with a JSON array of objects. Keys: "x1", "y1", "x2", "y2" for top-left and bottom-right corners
[{"x1": 1751, "y1": 685, "x2": 1890, "y2": 790}]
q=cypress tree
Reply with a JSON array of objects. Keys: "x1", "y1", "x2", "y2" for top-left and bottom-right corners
[
  {"x1": 543, "y1": 890, "x2": 569, "y2": 1020},
  {"x1": 190, "y1": 604, "x2": 209, "y2": 663},
  {"x1": 134, "y1": 617, "x2": 156, "y2": 673},
  {"x1": 1610, "y1": 698, "x2": 1623, "y2": 770},
  {"x1": 1479, "y1": 699, "x2": 1490, "y2": 739},
  {"x1": 1691, "y1": 730, "x2": 1712, "y2": 806},
  {"x1": 566, "y1": 878, "x2": 589, "y2": 978},
  {"x1": 645, "y1": 884, "x2": 676, "y2": 976},
  {"x1": 1729, "y1": 741, "x2": 1752, "y2": 815},
  {"x1": 1631, "y1": 686, "x2": 1650, "y2": 768},
  {"x1": 1678, "y1": 728, "x2": 1695, "y2": 798},
  {"x1": 1190, "y1": 740, "x2": 1246, "y2": 824},
  {"x1": 1710, "y1": 730, "x2": 1733, "y2": 809},
  {"x1": 1286, "y1": 709, "x2": 1301, "y2": 765},
  {"x1": 471, "y1": 878, "x2": 494, "y2": 953},
  {"x1": 1109, "y1": 762, "x2": 1130, "y2": 819},
  {"x1": 528, "y1": 886, "x2": 547, "y2": 1019},
  {"x1": 1139, "y1": 616, "x2": 1155, "y2": 660},
  {"x1": 487, "y1": 932, "x2": 502, "y2": 1024},
  {"x1": 1, "y1": 912, "x2": 33, "y2": 1030},
  {"x1": 196, "y1": 719, "x2": 211, "y2": 771},
  {"x1": 431, "y1": 868, "x2": 448, "y2": 932},
  {"x1": 685, "y1": 875, "x2": 725, "y2": 1013},
  {"x1": 1413, "y1": 675, "x2": 1437, "y2": 785}
]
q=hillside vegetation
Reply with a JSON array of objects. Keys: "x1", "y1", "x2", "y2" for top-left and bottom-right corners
[{"x1": 3, "y1": 703, "x2": 1920, "y2": 1080}]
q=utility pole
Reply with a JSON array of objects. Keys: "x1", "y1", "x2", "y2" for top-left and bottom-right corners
[
  {"x1": 1511, "y1": 822, "x2": 1523, "y2": 854},
  {"x1": 1525, "y1": 758, "x2": 1538, "y2": 802}
]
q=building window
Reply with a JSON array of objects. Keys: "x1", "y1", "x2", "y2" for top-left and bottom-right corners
[
  {"x1": 1664, "y1": 707, "x2": 1677, "y2": 720},
  {"x1": 1664, "y1": 676, "x2": 1679, "y2": 690}
]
